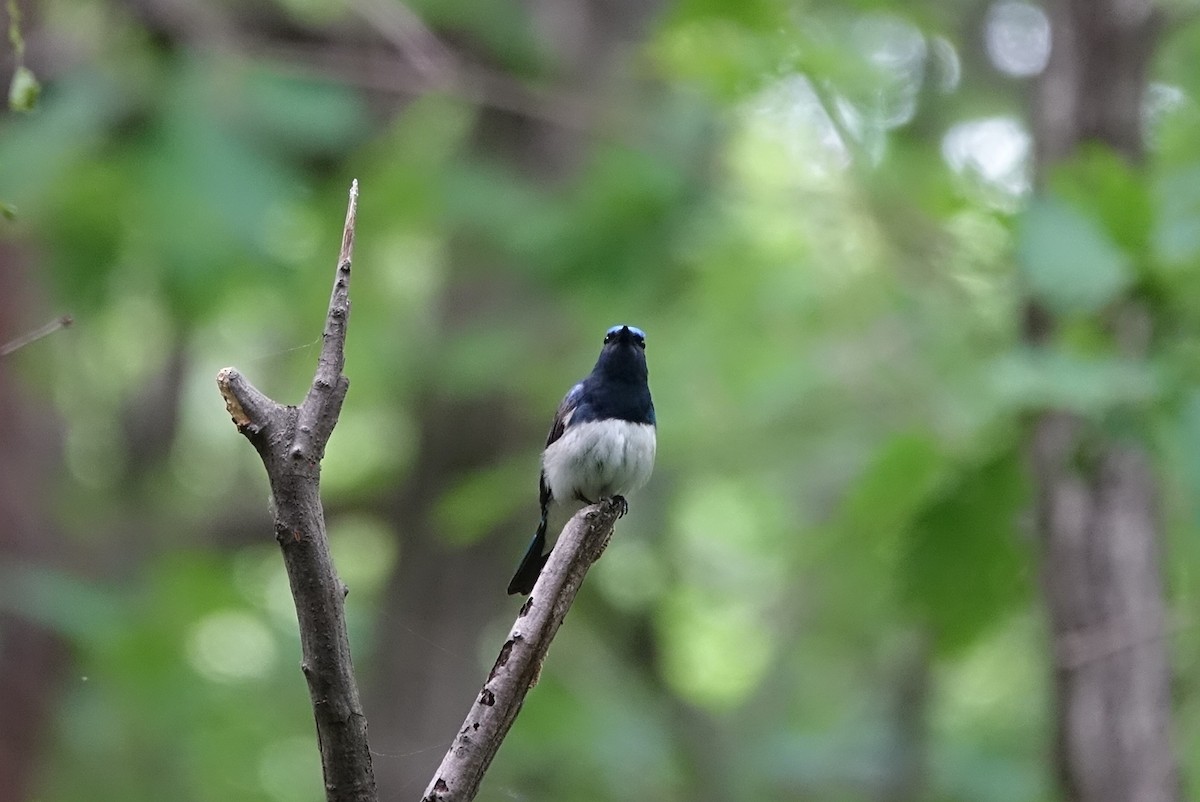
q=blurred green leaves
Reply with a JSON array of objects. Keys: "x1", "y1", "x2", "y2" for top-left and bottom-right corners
[
  {"x1": 838, "y1": 433, "x2": 944, "y2": 542},
  {"x1": 901, "y1": 450, "x2": 1030, "y2": 653},
  {"x1": 990, "y1": 347, "x2": 1160, "y2": 415},
  {"x1": 657, "y1": 477, "x2": 791, "y2": 708},
  {"x1": 434, "y1": 459, "x2": 531, "y2": 545},
  {"x1": 0, "y1": 54, "x2": 366, "y2": 319},
  {"x1": 1047, "y1": 146, "x2": 1151, "y2": 256},
  {"x1": 1016, "y1": 194, "x2": 1132, "y2": 314},
  {"x1": 28, "y1": 553, "x2": 330, "y2": 802},
  {"x1": 8, "y1": 65, "x2": 40, "y2": 112},
  {"x1": 6, "y1": 0, "x2": 39, "y2": 112},
  {"x1": 7, "y1": 0, "x2": 1200, "y2": 799},
  {"x1": 0, "y1": 563, "x2": 121, "y2": 641},
  {"x1": 829, "y1": 433, "x2": 1031, "y2": 655}
]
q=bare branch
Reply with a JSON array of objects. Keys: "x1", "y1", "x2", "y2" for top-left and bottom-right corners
[
  {"x1": 421, "y1": 498, "x2": 624, "y2": 802},
  {"x1": 0, "y1": 314, "x2": 72, "y2": 356},
  {"x1": 216, "y1": 181, "x2": 377, "y2": 802},
  {"x1": 297, "y1": 179, "x2": 358, "y2": 462}
]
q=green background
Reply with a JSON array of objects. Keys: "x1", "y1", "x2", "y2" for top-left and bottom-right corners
[{"x1": 2, "y1": 0, "x2": 1199, "y2": 799}]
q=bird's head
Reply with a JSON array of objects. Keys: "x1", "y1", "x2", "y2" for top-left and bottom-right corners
[
  {"x1": 595, "y1": 324, "x2": 649, "y2": 382},
  {"x1": 603, "y1": 324, "x2": 646, "y2": 349}
]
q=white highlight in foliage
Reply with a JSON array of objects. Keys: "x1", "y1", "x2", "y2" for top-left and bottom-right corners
[
  {"x1": 930, "y1": 36, "x2": 962, "y2": 93},
  {"x1": 852, "y1": 13, "x2": 927, "y2": 128},
  {"x1": 942, "y1": 116, "x2": 1032, "y2": 198},
  {"x1": 748, "y1": 75, "x2": 852, "y2": 170},
  {"x1": 985, "y1": 1, "x2": 1051, "y2": 77}
]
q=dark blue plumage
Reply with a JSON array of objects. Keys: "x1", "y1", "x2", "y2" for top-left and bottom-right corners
[{"x1": 507, "y1": 325, "x2": 657, "y2": 595}]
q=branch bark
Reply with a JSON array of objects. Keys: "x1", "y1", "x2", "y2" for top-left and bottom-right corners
[
  {"x1": 216, "y1": 180, "x2": 377, "y2": 802},
  {"x1": 421, "y1": 498, "x2": 623, "y2": 802}
]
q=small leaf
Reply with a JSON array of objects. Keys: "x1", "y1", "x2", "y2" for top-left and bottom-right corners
[
  {"x1": 901, "y1": 449, "x2": 1032, "y2": 653},
  {"x1": 1048, "y1": 144, "x2": 1151, "y2": 255},
  {"x1": 990, "y1": 347, "x2": 1160, "y2": 414},
  {"x1": 1152, "y1": 163, "x2": 1200, "y2": 266},
  {"x1": 0, "y1": 201, "x2": 16, "y2": 220},
  {"x1": 8, "y1": 65, "x2": 40, "y2": 112},
  {"x1": 1017, "y1": 195, "x2": 1132, "y2": 313}
]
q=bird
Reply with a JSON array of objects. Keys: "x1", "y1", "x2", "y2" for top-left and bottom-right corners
[{"x1": 507, "y1": 324, "x2": 657, "y2": 595}]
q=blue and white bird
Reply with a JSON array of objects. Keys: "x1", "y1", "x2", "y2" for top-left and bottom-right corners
[{"x1": 507, "y1": 324, "x2": 657, "y2": 595}]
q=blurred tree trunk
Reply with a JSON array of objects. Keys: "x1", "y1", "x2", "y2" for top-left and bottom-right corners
[
  {"x1": 366, "y1": 1, "x2": 660, "y2": 795},
  {"x1": 877, "y1": 635, "x2": 929, "y2": 802},
  {"x1": 369, "y1": 393, "x2": 529, "y2": 795},
  {"x1": 1027, "y1": 2, "x2": 1179, "y2": 801},
  {"x1": 0, "y1": 245, "x2": 71, "y2": 802}
]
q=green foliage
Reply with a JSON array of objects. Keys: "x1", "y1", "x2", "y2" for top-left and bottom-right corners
[
  {"x1": 901, "y1": 448, "x2": 1031, "y2": 653},
  {"x1": 6, "y1": 0, "x2": 39, "y2": 112},
  {"x1": 434, "y1": 458, "x2": 532, "y2": 545},
  {"x1": 991, "y1": 347, "x2": 1161, "y2": 415},
  {"x1": 5, "y1": 0, "x2": 1200, "y2": 799},
  {"x1": 1047, "y1": 145, "x2": 1152, "y2": 257},
  {"x1": 1017, "y1": 194, "x2": 1132, "y2": 314},
  {"x1": 838, "y1": 433, "x2": 945, "y2": 541},
  {"x1": 8, "y1": 65, "x2": 40, "y2": 112}
]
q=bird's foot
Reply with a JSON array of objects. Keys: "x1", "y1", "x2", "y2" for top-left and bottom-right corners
[{"x1": 610, "y1": 495, "x2": 628, "y2": 518}]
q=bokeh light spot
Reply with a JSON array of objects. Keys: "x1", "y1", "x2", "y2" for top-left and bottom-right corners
[
  {"x1": 985, "y1": 1, "x2": 1051, "y2": 77},
  {"x1": 186, "y1": 609, "x2": 278, "y2": 683}
]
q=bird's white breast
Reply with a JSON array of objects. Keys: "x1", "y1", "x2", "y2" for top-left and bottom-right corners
[{"x1": 542, "y1": 419, "x2": 656, "y2": 505}]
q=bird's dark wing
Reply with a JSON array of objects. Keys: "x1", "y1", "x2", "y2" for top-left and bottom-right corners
[
  {"x1": 545, "y1": 381, "x2": 583, "y2": 447},
  {"x1": 539, "y1": 381, "x2": 582, "y2": 512},
  {"x1": 508, "y1": 382, "x2": 585, "y2": 595}
]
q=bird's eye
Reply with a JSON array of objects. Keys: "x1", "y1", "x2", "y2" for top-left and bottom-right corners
[
  {"x1": 604, "y1": 333, "x2": 614, "y2": 344},
  {"x1": 636, "y1": 337, "x2": 646, "y2": 349}
]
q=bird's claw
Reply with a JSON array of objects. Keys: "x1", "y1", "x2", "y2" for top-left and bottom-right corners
[{"x1": 611, "y1": 495, "x2": 628, "y2": 518}]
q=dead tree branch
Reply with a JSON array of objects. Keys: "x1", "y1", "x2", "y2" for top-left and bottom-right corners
[
  {"x1": 217, "y1": 180, "x2": 377, "y2": 802},
  {"x1": 421, "y1": 499, "x2": 623, "y2": 802}
]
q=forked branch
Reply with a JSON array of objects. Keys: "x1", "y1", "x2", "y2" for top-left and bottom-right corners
[{"x1": 217, "y1": 180, "x2": 377, "y2": 802}]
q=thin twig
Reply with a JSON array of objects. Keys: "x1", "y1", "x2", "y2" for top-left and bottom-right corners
[
  {"x1": 296, "y1": 179, "x2": 357, "y2": 461},
  {"x1": 216, "y1": 180, "x2": 377, "y2": 802},
  {"x1": 421, "y1": 498, "x2": 623, "y2": 802},
  {"x1": 0, "y1": 314, "x2": 72, "y2": 357}
]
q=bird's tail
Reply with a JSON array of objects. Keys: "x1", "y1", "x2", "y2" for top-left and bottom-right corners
[{"x1": 507, "y1": 518, "x2": 550, "y2": 595}]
